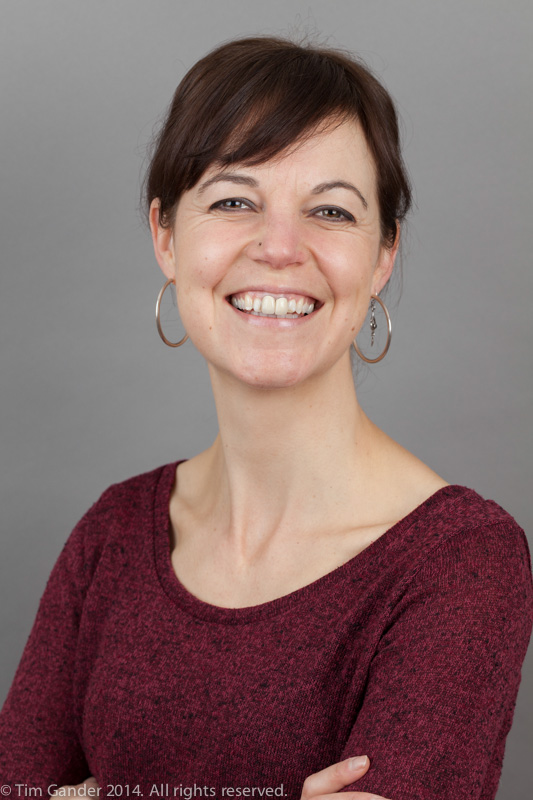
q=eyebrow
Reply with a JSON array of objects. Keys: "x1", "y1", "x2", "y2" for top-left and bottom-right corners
[
  {"x1": 197, "y1": 173, "x2": 259, "y2": 195},
  {"x1": 196, "y1": 173, "x2": 368, "y2": 209},
  {"x1": 311, "y1": 181, "x2": 368, "y2": 210}
]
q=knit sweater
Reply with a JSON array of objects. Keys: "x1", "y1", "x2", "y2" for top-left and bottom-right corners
[{"x1": 1, "y1": 461, "x2": 532, "y2": 800}]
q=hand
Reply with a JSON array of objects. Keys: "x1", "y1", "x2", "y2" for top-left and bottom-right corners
[
  {"x1": 300, "y1": 755, "x2": 390, "y2": 800},
  {"x1": 50, "y1": 776, "x2": 100, "y2": 797}
]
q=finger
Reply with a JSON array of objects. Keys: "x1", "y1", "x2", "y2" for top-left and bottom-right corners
[
  {"x1": 316, "y1": 795, "x2": 390, "y2": 800},
  {"x1": 300, "y1": 755, "x2": 370, "y2": 798},
  {"x1": 316, "y1": 794, "x2": 390, "y2": 800},
  {"x1": 51, "y1": 777, "x2": 100, "y2": 797}
]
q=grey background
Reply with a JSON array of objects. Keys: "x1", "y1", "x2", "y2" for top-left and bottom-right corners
[{"x1": 1, "y1": 0, "x2": 532, "y2": 796}]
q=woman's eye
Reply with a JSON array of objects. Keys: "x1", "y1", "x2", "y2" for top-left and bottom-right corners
[
  {"x1": 210, "y1": 198, "x2": 254, "y2": 211},
  {"x1": 314, "y1": 206, "x2": 355, "y2": 222}
]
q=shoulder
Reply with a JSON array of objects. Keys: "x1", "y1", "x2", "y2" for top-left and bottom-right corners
[
  {"x1": 371, "y1": 428, "x2": 517, "y2": 544},
  {"x1": 377, "y1": 481, "x2": 533, "y2": 618},
  {"x1": 381, "y1": 486, "x2": 533, "y2": 662},
  {"x1": 400, "y1": 485, "x2": 533, "y2": 626},
  {"x1": 418, "y1": 483, "x2": 529, "y2": 558},
  {"x1": 84, "y1": 460, "x2": 178, "y2": 522},
  {"x1": 59, "y1": 461, "x2": 179, "y2": 582},
  {"x1": 405, "y1": 483, "x2": 531, "y2": 572}
]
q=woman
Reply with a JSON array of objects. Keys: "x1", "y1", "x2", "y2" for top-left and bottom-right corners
[{"x1": 1, "y1": 36, "x2": 532, "y2": 800}]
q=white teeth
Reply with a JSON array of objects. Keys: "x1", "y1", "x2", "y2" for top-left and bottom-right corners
[
  {"x1": 261, "y1": 295, "x2": 276, "y2": 315},
  {"x1": 230, "y1": 293, "x2": 317, "y2": 318},
  {"x1": 275, "y1": 297, "x2": 288, "y2": 316}
]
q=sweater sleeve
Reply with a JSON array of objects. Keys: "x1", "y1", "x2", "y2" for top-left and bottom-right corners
[
  {"x1": 337, "y1": 521, "x2": 533, "y2": 800},
  {"x1": 0, "y1": 490, "x2": 113, "y2": 794}
]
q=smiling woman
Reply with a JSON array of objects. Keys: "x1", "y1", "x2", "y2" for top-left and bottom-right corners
[
  {"x1": 0, "y1": 35, "x2": 532, "y2": 800},
  {"x1": 151, "y1": 120, "x2": 394, "y2": 390}
]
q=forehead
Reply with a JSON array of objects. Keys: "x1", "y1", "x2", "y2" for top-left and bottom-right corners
[{"x1": 195, "y1": 118, "x2": 377, "y2": 192}]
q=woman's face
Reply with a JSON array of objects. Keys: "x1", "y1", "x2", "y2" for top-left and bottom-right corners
[{"x1": 151, "y1": 118, "x2": 398, "y2": 390}]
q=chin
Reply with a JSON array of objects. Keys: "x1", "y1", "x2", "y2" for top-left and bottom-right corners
[
  {"x1": 232, "y1": 358, "x2": 311, "y2": 391},
  {"x1": 243, "y1": 376, "x2": 304, "y2": 391}
]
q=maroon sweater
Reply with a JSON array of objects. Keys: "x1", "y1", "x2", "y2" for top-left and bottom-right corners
[{"x1": 1, "y1": 461, "x2": 532, "y2": 800}]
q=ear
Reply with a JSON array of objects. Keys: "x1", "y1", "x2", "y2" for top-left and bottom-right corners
[
  {"x1": 149, "y1": 199, "x2": 176, "y2": 281},
  {"x1": 372, "y1": 223, "x2": 400, "y2": 296}
]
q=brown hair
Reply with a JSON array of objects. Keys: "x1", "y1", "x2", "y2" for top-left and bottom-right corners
[{"x1": 143, "y1": 36, "x2": 411, "y2": 248}]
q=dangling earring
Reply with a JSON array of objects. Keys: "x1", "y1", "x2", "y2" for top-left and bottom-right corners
[
  {"x1": 353, "y1": 294, "x2": 391, "y2": 363},
  {"x1": 155, "y1": 278, "x2": 189, "y2": 348},
  {"x1": 369, "y1": 297, "x2": 378, "y2": 347}
]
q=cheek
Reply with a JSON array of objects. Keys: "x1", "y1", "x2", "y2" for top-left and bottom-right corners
[
  {"x1": 319, "y1": 248, "x2": 377, "y2": 341},
  {"x1": 326, "y1": 258, "x2": 372, "y2": 303},
  {"x1": 312, "y1": 232, "x2": 377, "y2": 294},
  {"x1": 175, "y1": 228, "x2": 239, "y2": 292},
  {"x1": 172, "y1": 249, "x2": 229, "y2": 341}
]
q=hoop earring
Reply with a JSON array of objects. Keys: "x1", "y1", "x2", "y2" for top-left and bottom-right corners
[
  {"x1": 155, "y1": 278, "x2": 189, "y2": 348},
  {"x1": 353, "y1": 294, "x2": 391, "y2": 363}
]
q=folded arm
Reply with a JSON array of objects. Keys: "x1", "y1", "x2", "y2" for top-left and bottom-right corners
[
  {"x1": 336, "y1": 522, "x2": 533, "y2": 800},
  {"x1": 0, "y1": 492, "x2": 113, "y2": 793}
]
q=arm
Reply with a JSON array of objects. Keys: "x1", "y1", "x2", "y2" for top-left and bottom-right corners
[
  {"x1": 337, "y1": 521, "x2": 533, "y2": 800},
  {"x1": 0, "y1": 492, "x2": 112, "y2": 793}
]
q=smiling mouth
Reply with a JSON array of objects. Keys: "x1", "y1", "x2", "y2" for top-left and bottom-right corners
[{"x1": 227, "y1": 291, "x2": 322, "y2": 319}]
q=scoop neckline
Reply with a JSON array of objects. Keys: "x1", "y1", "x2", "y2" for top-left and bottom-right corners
[{"x1": 152, "y1": 459, "x2": 472, "y2": 625}]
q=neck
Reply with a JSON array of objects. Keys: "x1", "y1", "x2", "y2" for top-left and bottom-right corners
[{"x1": 192, "y1": 353, "x2": 383, "y2": 560}]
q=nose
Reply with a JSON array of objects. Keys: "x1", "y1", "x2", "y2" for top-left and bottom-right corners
[{"x1": 247, "y1": 210, "x2": 307, "y2": 269}]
